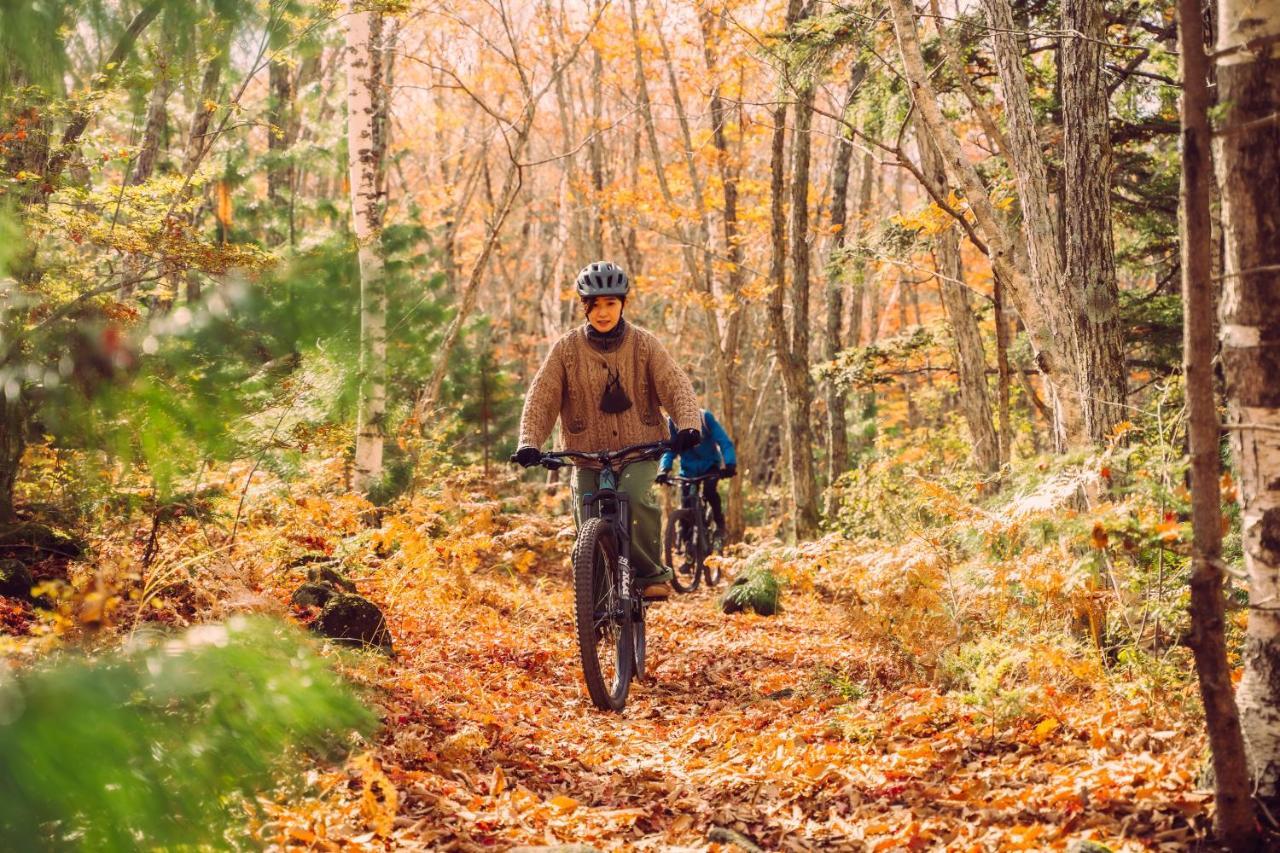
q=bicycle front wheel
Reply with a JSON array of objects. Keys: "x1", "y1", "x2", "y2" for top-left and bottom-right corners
[
  {"x1": 664, "y1": 508, "x2": 700, "y2": 593},
  {"x1": 573, "y1": 517, "x2": 633, "y2": 711}
]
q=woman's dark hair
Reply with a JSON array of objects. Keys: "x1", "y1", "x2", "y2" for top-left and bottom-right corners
[{"x1": 582, "y1": 294, "x2": 626, "y2": 315}]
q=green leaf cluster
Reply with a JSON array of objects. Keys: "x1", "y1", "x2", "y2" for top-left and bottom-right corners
[{"x1": 0, "y1": 615, "x2": 375, "y2": 851}]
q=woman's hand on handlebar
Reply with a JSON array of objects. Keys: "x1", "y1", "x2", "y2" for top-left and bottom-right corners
[{"x1": 512, "y1": 446, "x2": 543, "y2": 468}]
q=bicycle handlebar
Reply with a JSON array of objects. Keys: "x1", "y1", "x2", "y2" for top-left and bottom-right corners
[
  {"x1": 519, "y1": 440, "x2": 673, "y2": 471},
  {"x1": 663, "y1": 472, "x2": 721, "y2": 484}
]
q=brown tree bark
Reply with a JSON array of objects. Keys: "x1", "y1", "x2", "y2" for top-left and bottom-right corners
[
  {"x1": 823, "y1": 62, "x2": 865, "y2": 507},
  {"x1": 916, "y1": 125, "x2": 1000, "y2": 473},
  {"x1": 980, "y1": 0, "x2": 1086, "y2": 449},
  {"x1": 763, "y1": 0, "x2": 820, "y2": 538},
  {"x1": 1062, "y1": 0, "x2": 1128, "y2": 442},
  {"x1": 130, "y1": 73, "x2": 170, "y2": 185},
  {"x1": 993, "y1": 272, "x2": 1013, "y2": 464},
  {"x1": 1217, "y1": 0, "x2": 1280, "y2": 824},
  {"x1": 1179, "y1": 0, "x2": 1259, "y2": 846},
  {"x1": 887, "y1": 0, "x2": 1065, "y2": 450},
  {"x1": 699, "y1": 4, "x2": 747, "y2": 537}
]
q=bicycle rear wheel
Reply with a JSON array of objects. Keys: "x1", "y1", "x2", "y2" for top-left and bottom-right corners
[
  {"x1": 664, "y1": 508, "x2": 701, "y2": 593},
  {"x1": 573, "y1": 517, "x2": 633, "y2": 710},
  {"x1": 701, "y1": 504, "x2": 723, "y2": 586}
]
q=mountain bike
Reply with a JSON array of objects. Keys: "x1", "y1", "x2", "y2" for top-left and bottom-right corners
[
  {"x1": 530, "y1": 440, "x2": 671, "y2": 711},
  {"x1": 662, "y1": 471, "x2": 724, "y2": 593}
]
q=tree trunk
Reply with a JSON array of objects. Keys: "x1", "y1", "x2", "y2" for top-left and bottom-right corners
[
  {"x1": 980, "y1": 0, "x2": 1084, "y2": 449},
  {"x1": 1180, "y1": 0, "x2": 1259, "y2": 846},
  {"x1": 0, "y1": 398, "x2": 28, "y2": 523},
  {"x1": 699, "y1": 5, "x2": 746, "y2": 538},
  {"x1": 823, "y1": 63, "x2": 863, "y2": 508},
  {"x1": 266, "y1": 57, "x2": 296, "y2": 245},
  {"x1": 345, "y1": 2, "x2": 388, "y2": 495},
  {"x1": 1061, "y1": 0, "x2": 1127, "y2": 443},
  {"x1": 786, "y1": 73, "x2": 820, "y2": 537},
  {"x1": 1217, "y1": 0, "x2": 1280, "y2": 822},
  {"x1": 916, "y1": 125, "x2": 1000, "y2": 473},
  {"x1": 887, "y1": 0, "x2": 1066, "y2": 450},
  {"x1": 764, "y1": 0, "x2": 819, "y2": 539},
  {"x1": 130, "y1": 73, "x2": 170, "y2": 185},
  {"x1": 993, "y1": 271, "x2": 1013, "y2": 464}
]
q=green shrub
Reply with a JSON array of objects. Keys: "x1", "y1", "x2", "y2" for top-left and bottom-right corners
[
  {"x1": 722, "y1": 560, "x2": 782, "y2": 616},
  {"x1": 0, "y1": 616, "x2": 376, "y2": 850}
]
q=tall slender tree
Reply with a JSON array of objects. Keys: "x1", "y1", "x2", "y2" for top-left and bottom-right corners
[
  {"x1": 1061, "y1": 0, "x2": 1127, "y2": 442},
  {"x1": 1179, "y1": 0, "x2": 1258, "y2": 844},
  {"x1": 344, "y1": 0, "x2": 389, "y2": 494},
  {"x1": 1217, "y1": 0, "x2": 1280, "y2": 821}
]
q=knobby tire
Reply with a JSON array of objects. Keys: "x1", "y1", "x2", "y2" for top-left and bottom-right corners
[
  {"x1": 573, "y1": 517, "x2": 633, "y2": 711},
  {"x1": 665, "y1": 507, "x2": 701, "y2": 593}
]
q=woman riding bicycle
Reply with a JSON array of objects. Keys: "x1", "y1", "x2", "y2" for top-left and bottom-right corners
[{"x1": 513, "y1": 261, "x2": 703, "y2": 601}]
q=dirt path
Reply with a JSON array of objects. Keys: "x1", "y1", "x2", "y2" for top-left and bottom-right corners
[{"x1": 265, "y1": 531, "x2": 1211, "y2": 851}]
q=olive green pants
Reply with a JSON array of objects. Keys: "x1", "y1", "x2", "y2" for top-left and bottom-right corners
[{"x1": 571, "y1": 461, "x2": 671, "y2": 583}]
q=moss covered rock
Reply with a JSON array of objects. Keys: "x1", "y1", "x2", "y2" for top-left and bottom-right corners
[
  {"x1": 305, "y1": 564, "x2": 357, "y2": 593},
  {"x1": 0, "y1": 558, "x2": 33, "y2": 601},
  {"x1": 0, "y1": 522, "x2": 83, "y2": 559},
  {"x1": 290, "y1": 582, "x2": 335, "y2": 609},
  {"x1": 720, "y1": 567, "x2": 780, "y2": 616},
  {"x1": 313, "y1": 593, "x2": 393, "y2": 653}
]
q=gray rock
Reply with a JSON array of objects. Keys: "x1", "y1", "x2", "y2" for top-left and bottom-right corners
[
  {"x1": 290, "y1": 582, "x2": 335, "y2": 609},
  {"x1": 0, "y1": 558, "x2": 33, "y2": 601},
  {"x1": 313, "y1": 593, "x2": 393, "y2": 653}
]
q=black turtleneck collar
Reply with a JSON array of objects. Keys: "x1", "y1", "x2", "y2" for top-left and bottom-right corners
[{"x1": 585, "y1": 316, "x2": 628, "y2": 353}]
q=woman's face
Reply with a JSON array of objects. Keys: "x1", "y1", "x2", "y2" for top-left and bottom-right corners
[{"x1": 587, "y1": 296, "x2": 623, "y2": 333}]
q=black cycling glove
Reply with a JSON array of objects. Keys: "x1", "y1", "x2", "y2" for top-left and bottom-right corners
[
  {"x1": 673, "y1": 428, "x2": 702, "y2": 453},
  {"x1": 513, "y1": 446, "x2": 543, "y2": 467}
]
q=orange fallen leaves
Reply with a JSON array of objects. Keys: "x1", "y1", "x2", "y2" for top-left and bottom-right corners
[{"x1": 232, "y1": 467, "x2": 1213, "y2": 850}]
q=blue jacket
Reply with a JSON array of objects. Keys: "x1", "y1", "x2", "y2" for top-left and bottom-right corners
[{"x1": 659, "y1": 409, "x2": 736, "y2": 477}]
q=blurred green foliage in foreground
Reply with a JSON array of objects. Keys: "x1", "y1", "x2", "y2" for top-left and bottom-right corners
[{"x1": 0, "y1": 616, "x2": 376, "y2": 850}]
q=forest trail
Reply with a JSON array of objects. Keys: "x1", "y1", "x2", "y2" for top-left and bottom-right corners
[{"x1": 262, "y1": 491, "x2": 1212, "y2": 852}]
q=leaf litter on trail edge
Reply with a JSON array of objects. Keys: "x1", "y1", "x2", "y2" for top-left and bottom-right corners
[{"x1": 242, "y1": 473, "x2": 1212, "y2": 850}]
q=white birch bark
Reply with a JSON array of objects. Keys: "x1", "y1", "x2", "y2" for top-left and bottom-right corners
[
  {"x1": 345, "y1": 2, "x2": 388, "y2": 495},
  {"x1": 1217, "y1": 0, "x2": 1280, "y2": 810}
]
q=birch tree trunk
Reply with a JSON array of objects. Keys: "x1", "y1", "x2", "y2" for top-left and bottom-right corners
[
  {"x1": 1179, "y1": 0, "x2": 1258, "y2": 846},
  {"x1": 1217, "y1": 0, "x2": 1280, "y2": 819},
  {"x1": 1061, "y1": 0, "x2": 1127, "y2": 443},
  {"x1": 344, "y1": 2, "x2": 388, "y2": 495}
]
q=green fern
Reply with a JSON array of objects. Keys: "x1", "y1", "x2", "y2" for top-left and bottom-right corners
[{"x1": 0, "y1": 616, "x2": 375, "y2": 850}]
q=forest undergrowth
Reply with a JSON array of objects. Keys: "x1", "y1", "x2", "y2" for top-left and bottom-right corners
[{"x1": 0, "y1": 396, "x2": 1227, "y2": 851}]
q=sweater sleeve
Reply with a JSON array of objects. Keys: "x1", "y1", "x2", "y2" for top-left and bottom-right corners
[
  {"x1": 658, "y1": 417, "x2": 677, "y2": 473},
  {"x1": 648, "y1": 333, "x2": 701, "y2": 432},
  {"x1": 517, "y1": 338, "x2": 566, "y2": 449},
  {"x1": 705, "y1": 410, "x2": 736, "y2": 466}
]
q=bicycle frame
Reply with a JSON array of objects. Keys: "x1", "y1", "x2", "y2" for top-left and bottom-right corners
[{"x1": 542, "y1": 441, "x2": 671, "y2": 601}]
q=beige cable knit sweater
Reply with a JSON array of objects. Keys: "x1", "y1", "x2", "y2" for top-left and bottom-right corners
[{"x1": 517, "y1": 323, "x2": 701, "y2": 459}]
